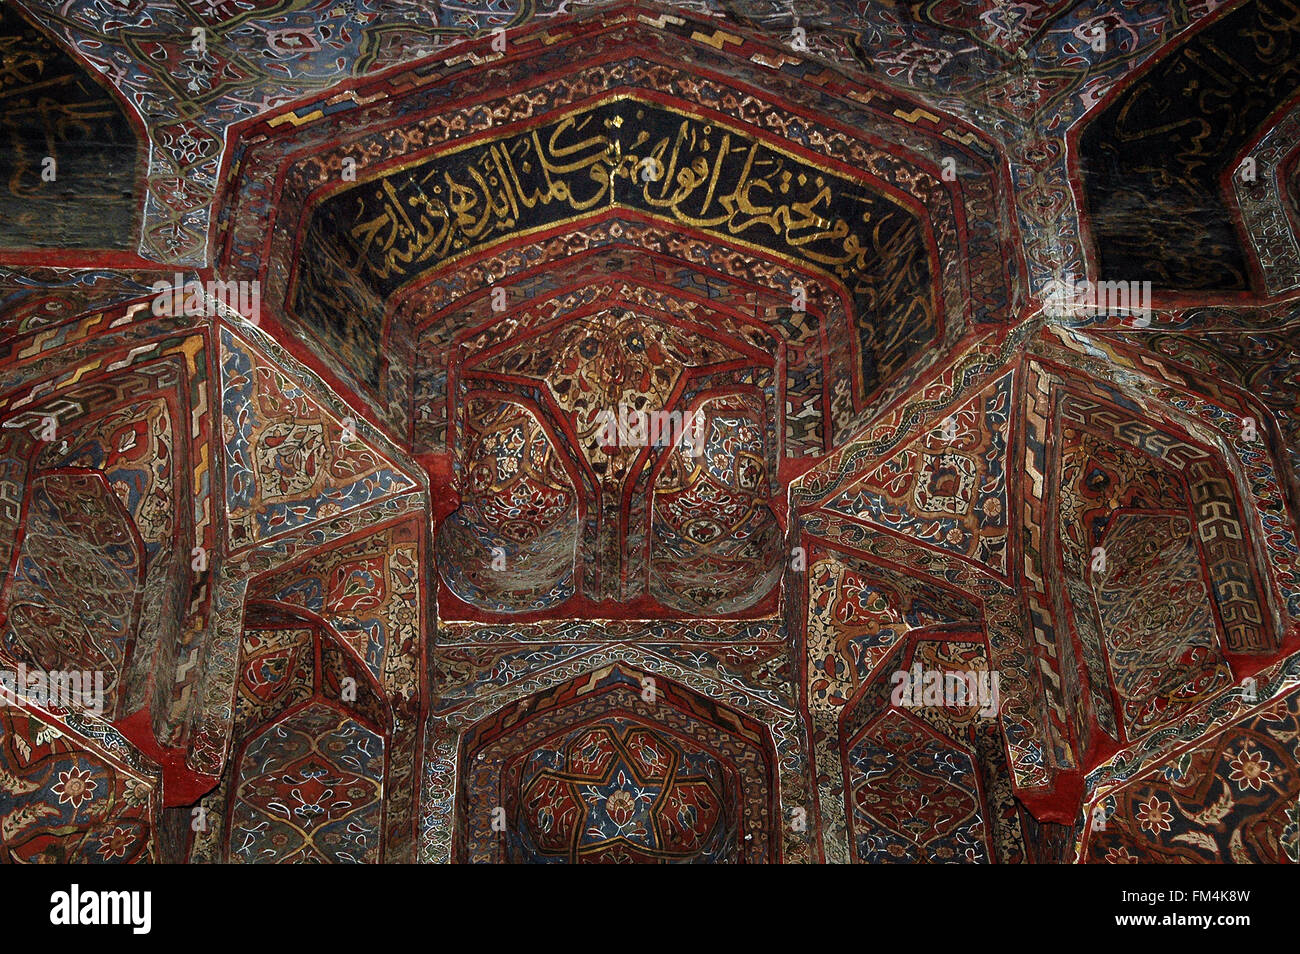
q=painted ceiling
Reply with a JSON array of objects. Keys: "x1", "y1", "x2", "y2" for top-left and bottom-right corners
[{"x1": 1, "y1": 0, "x2": 1299, "y2": 864}]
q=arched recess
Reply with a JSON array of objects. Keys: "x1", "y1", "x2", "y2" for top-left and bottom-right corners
[
  {"x1": 443, "y1": 300, "x2": 784, "y2": 613},
  {"x1": 649, "y1": 389, "x2": 784, "y2": 614},
  {"x1": 1040, "y1": 323, "x2": 1300, "y2": 625},
  {"x1": 0, "y1": 378, "x2": 172, "y2": 864},
  {"x1": 461, "y1": 301, "x2": 777, "y2": 602},
  {"x1": 289, "y1": 99, "x2": 943, "y2": 403},
  {"x1": 454, "y1": 663, "x2": 780, "y2": 863},
  {"x1": 0, "y1": 354, "x2": 203, "y2": 755},
  {"x1": 1083, "y1": 318, "x2": 1300, "y2": 522},
  {"x1": 1021, "y1": 356, "x2": 1287, "y2": 769},
  {"x1": 186, "y1": 602, "x2": 392, "y2": 863},
  {"x1": 436, "y1": 393, "x2": 582, "y2": 613},
  {"x1": 0, "y1": 3, "x2": 144, "y2": 253},
  {"x1": 1, "y1": 469, "x2": 142, "y2": 718},
  {"x1": 839, "y1": 626, "x2": 1031, "y2": 864},
  {"x1": 229, "y1": 703, "x2": 385, "y2": 864},
  {"x1": 1074, "y1": 0, "x2": 1300, "y2": 292},
  {"x1": 796, "y1": 539, "x2": 1001, "y2": 862},
  {"x1": 215, "y1": 4, "x2": 1018, "y2": 452}
]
